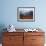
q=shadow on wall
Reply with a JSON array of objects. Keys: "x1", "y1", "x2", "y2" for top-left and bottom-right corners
[{"x1": 0, "y1": 24, "x2": 7, "y2": 43}]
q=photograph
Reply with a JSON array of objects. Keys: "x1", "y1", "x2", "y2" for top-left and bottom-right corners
[{"x1": 17, "y1": 7, "x2": 35, "y2": 22}]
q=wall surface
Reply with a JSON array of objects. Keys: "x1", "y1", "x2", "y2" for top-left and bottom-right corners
[{"x1": 0, "y1": 0, "x2": 46, "y2": 30}]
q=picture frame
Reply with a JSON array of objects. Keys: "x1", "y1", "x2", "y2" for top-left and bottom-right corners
[{"x1": 17, "y1": 7, "x2": 35, "y2": 22}]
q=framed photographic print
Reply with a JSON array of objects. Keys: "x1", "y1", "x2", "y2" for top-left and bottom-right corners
[{"x1": 17, "y1": 7, "x2": 35, "y2": 22}]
